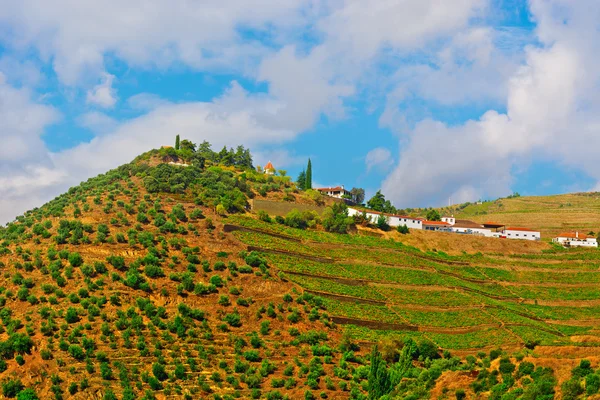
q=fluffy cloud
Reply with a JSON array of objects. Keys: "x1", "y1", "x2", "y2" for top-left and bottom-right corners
[
  {"x1": 365, "y1": 148, "x2": 394, "y2": 173},
  {"x1": 0, "y1": 0, "x2": 310, "y2": 84},
  {"x1": 86, "y1": 73, "x2": 117, "y2": 108},
  {"x1": 382, "y1": 0, "x2": 600, "y2": 207}
]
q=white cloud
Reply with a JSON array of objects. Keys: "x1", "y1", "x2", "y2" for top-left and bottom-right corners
[
  {"x1": 77, "y1": 111, "x2": 118, "y2": 134},
  {"x1": 382, "y1": 0, "x2": 600, "y2": 207},
  {"x1": 127, "y1": 93, "x2": 169, "y2": 111},
  {"x1": 0, "y1": 0, "x2": 310, "y2": 85},
  {"x1": 365, "y1": 147, "x2": 394, "y2": 173},
  {"x1": 86, "y1": 73, "x2": 117, "y2": 108}
]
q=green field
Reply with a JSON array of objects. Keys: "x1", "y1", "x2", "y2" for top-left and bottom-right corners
[{"x1": 231, "y1": 215, "x2": 600, "y2": 350}]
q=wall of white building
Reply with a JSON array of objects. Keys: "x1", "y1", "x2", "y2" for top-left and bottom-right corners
[
  {"x1": 347, "y1": 208, "x2": 423, "y2": 229},
  {"x1": 504, "y1": 229, "x2": 541, "y2": 241},
  {"x1": 553, "y1": 237, "x2": 598, "y2": 248},
  {"x1": 451, "y1": 227, "x2": 493, "y2": 237}
]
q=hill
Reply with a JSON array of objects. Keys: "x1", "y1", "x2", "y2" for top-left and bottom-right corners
[
  {"x1": 431, "y1": 193, "x2": 600, "y2": 239},
  {"x1": 0, "y1": 143, "x2": 598, "y2": 400}
]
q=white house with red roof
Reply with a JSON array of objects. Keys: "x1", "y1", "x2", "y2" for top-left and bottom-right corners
[
  {"x1": 441, "y1": 216, "x2": 494, "y2": 237},
  {"x1": 317, "y1": 186, "x2": 352, "y2": 199},
  {"x1": 553, "y1": 232, "x2": 598, "y2": 248},
  {"x1": 347, "y1": 208, "x2": 424, "y2": 229},
  {"x1": 263, "y1": 161, "x2": 275, "y2": 175},
  {"x1": 503, "y1": 227, "x2": 541, "y2": 241}
]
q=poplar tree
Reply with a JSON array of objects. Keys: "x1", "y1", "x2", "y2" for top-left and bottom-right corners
[
  {"x1": 306, "y1": 159, "x2": 312, "y2": 189},
  {"x1": 175, "y1": 135, "x2": 180, "y2": 150},
  {"x1": 368, "y1": 345, "x2": 392, "y2": 399}
]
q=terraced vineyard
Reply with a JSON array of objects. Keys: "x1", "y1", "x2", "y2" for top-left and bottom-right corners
[
  {"x1": 2, "y1": 143, "x2": 600, "y2": 399},
  {"x1": 228, "y1": 215, "x2": 600, "y2": 354}
]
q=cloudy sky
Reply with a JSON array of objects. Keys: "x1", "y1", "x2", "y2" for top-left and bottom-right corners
[{"x1": 0, "y1": 0, "x2": 599, "y2": 224}]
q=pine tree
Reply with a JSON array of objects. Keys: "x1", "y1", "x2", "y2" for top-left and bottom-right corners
[
  {"x1": 175, "y1": 135, "x2": 180, "y2": 150},
  {"x1": 306, "y1": 159, "x2": 312, "y2": 189},
  {"x1": 296, "y1": 170, "x2": 306, "y2": 190}
]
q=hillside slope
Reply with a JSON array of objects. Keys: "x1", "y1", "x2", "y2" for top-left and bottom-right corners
[
  {"x1": 1, "y1": 145, "x2": 598, "y2": 400},
  {"x1": 435, "y1": 193, "x2": 600, "y2": 239},
  {"x1": 0, "y1": 148, "x2": 353, "y2": 399}
]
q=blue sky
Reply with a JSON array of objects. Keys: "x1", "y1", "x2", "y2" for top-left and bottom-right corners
[{"x1": 1, "y1": 0, "x2": 600, "y2": 223}]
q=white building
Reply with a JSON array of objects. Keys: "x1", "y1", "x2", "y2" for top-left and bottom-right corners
[
  {"x1": 317, "y1": 186, "x2": 353, "y2": 200},
  {"x1": 442, "y1": 216, "x2": 493, "y2": 237},
  {"x1": 503, "y1": 227, "x2": 541, "y2": 241},
  {"x1": 422, "y1": 220, "x2": 452, "y2": 232},
  {"x1": 263, "y1": 161, "x2": 276, "y2": 175},
  {"x1": 347, "y1": 208, "x2": 423, "y2": 229},
  {"x1": 553, "y1": 232, "x2": 598, "y2": 248}
]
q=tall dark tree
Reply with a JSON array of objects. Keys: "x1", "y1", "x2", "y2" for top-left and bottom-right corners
[
  {"x1": 305, "y1": 159, "x2": 312, "y2": 189},
  {"x1": 180, "y1": 139, "x2": 196, "y2": 152},
  {"x1": 368, "y1": 345, "x2": 392, "y2": 399},
  {"x1": 350, "y1": 187, "x2": 365, "y2": 204},
  {"x1": 197, "y1": 141, "x2": 215, "y2": 162},
  {"x1": 367, "y1": 190, "x2": 395, "y2": 213},
  {"x1": 175, "y1": 135, "x2": 180, "y2": 150},
  {"x1": 296, "y1": 170, "x2": 306, "y2": 190}
]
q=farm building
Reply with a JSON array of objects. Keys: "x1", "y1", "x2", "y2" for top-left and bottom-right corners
[
  {"x1": 441, "y1": 216, "x2": 493, "y2": 236},
  {"x1": 347, "y1": 208, "x2": 423, "y2": 229},
  {"x1": 422, "y1": 220, "x2": 452, "y2": 232},
  {"x1": 504, "y1": 227, "x2": 541, "y2": 241},
  {"x1": 317, "y1": 186, "x2": 353, "y2": 200},
  {"x1": 552, "y1": 232, "x2": 598, "y2": 248}
]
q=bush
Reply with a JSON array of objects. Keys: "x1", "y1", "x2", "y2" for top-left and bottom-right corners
[
  {"x1": 258, "y1": 211, "x2": 271, "y2": 223},
  {"x1": 16, "y1": 388, "x2": 38, "y2": 400},
  {"x1": 2, "y1": 379, "x2": 24, "y2": 398},
  {"x1": 397, "y1": 224, "x2": 409, "y2": 234},
  {"x1": 322, "y1": 203, "x2": 354, "y2": 234}
]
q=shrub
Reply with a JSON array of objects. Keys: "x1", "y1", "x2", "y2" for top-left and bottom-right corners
[
  {"x1": 16, "y1": 388, "x2": 38, "y2": 400},
  {"x1": 2, "y1": 379, "x2": 24, "y2": 398}
]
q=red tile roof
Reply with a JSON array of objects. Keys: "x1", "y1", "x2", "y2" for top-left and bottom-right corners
[
  {"x1": 264, "y1": 161, "x2": 275, "y2": 170},
  {"x1": 556, "y1": 232, "x2": 593, "y2": 240},
  {"x1": 423, "y1": 220, "x2": 451, "y2": 226},
  {"x1": 317, "y1": 187, "x2": 345, "y2": 192},
  {"x1": 505, "y1": 227, "x2": 538, "y2": 232}
]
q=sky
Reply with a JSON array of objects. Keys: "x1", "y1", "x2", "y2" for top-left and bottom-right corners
[{"x1": 1, "y1": 0, "x2": 600, "y2": 224}]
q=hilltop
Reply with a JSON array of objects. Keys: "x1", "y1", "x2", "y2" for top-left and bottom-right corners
[{"x1": 1, "y1": 141, "x2": 599, "y2": 400}]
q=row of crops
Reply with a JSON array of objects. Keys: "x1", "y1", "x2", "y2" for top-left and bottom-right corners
[{"x1": 230, "y1": 218, "x2": 600, "y2": 349}]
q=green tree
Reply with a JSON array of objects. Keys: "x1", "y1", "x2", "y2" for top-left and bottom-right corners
[
  {"x1": 368, "y1": 345, "x2": 392, "y2": 399},
  {"x1": 180, "y1": 139, "x2": 195, "y2": 152},
  {"x1": 175, "y1": 135, "x2": 180, "y2": 150},
  {"x1": 426, "y1": 210, "x2": 441, "y2": 221},
  {"x1": 376, "y1": 214, "x2": 390, "y2": 231},
  {"x1": 305, "y1": 159, "x2": 312, "y2": 190},
  {"x1": 322, "y1": 203, "x2": 354, "y2": 234},
  {"x1": 350, "y1": 187, "x2": 365, "y2": 204},
  {"x1": 367, "y1": 190, "x2": 387, "y2": 212},
  {"x1": 296, "y1": 170, "x2": 306, "y2": 190}
]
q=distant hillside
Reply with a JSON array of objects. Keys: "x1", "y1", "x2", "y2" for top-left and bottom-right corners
[{"x1": 431, "y1": 192, "x2": 600, "y2": 239}]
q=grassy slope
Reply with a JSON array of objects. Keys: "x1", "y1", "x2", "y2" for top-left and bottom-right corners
[{"x1": 438, "y1": 192, "x2": 600, "y2": 239}]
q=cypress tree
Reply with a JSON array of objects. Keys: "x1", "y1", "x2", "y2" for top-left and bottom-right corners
[
  {"x1": 368, "y1": 345, "x2": 392, "y2": 399},
  {"x1": 175, "y1": 135, "x2": 180, "y2": 150},
  {"x1": 306, "y1": 159, "x2": 312, "y2": 189}
]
